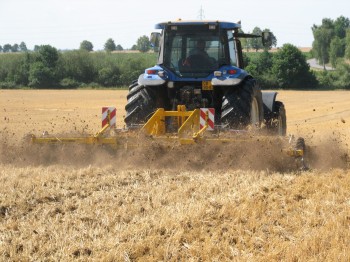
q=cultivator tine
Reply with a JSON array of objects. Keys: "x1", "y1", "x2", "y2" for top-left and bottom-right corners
[{"x1": 285, "y1": 135, "x2": 309, "y2": 171}]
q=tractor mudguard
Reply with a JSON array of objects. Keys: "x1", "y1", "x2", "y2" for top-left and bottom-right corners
[
  {"x1": 262, "y1": 91, "x2": 277, "y2": 112},
  {"x1": 211, "y1": 76, "x2": 243, "y2": 86},
  {"x1": 211, "y1": 68, "x2": 248, "y2": 87},
  {"x1": 138, "y1": 73, "x2": 166, "y2": 86}
]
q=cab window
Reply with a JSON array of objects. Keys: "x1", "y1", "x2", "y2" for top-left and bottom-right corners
[{"x1": 227, "y1": 31, "x2": 237, "y2": 66}]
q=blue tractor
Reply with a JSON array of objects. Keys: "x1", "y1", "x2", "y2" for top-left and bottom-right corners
[{"x1": 125, "y1": 20, "x2": 286, "y2": 135}]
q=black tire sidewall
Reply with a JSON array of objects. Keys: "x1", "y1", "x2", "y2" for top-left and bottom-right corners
[
  {"x1": 221, "y1": 78, "x2": 263, "y2": 129},
  {"x1": 124, "y1": 84, "x2": 156, "y2": 126}
]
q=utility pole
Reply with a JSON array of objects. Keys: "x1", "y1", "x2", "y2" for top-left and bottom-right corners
[{"x1": 198, "y1": 6, "x2": 205, "y2": 20}]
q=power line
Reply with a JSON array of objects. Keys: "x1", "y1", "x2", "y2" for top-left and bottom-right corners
[{"x1": 198, "y1": 6, "x2": 205, "y2": 20}]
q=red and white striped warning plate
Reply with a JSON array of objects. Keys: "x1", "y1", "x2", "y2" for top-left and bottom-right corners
[
  {"x1": 102, "y1": 107, "x2": 116, "y2": 128},
  {"x1": 200, "y1": 108, "x2": 215, "y2": 130}
]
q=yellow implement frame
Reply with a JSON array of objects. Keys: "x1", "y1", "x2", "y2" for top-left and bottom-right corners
[
  {"x1": 31, "y1": 123, "x2": 120, "y2": 145},
  {"x1": 31, "y1": 107, "x2": 125, "y2": 146},
  {"x1": 30, "y1": 106, "x2": 304, "y2": 159},
  {"x1": 141, "y1": 105, "x2": 216, "y2": 145}
]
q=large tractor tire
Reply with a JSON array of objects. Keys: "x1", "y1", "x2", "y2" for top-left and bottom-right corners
[
  {"x1": 124, "y1": 84, "x2": 157, "y2": 127},
  {"x1": 221, "y1": 78, "x2": 264, "y2": 129},
  {"x1": 128, "y1": 80, "x2": 138, "y2": 91}
]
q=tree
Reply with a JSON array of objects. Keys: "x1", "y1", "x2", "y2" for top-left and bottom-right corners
[
  {"x1": 29, "y1": 62, "x2": 55, "y2": 88},
  {"x1": 19, "y1": 42, "x2": 28, "y2": 52},
  {"x1": 137, "y1": 35, "x2": 151, "y2": 53},
  {"x1": 345, "y1": 29, "x2": 350, "y2": 59},
  {"x1": 262, "y1": 29, "x2": 277, "y2": 51},
  {"x1": 334, "y1": 61, "x2": 350, "y2": 89},
  {"x1": 271, "y1": 44, "x2": 317, "y2": 89},
  {"x1": 11, "y1": 43, "x2": 19, "y2": 52},
  {"x1": 251, "y1": 51, "x2": 273, "y2": 74},
  {"x1": 245, "y1": 51, "x2": 274, "y2": 88},
  {"x1": 249, "y1": 27, "x2": 263, "y2": 52},
  {"x1": 80, "y1": 40, "x2": 93, "y2": 52},
  {"x1": 131, "y1": 44, "x2": 137, "y2": 51},
  {"x1": 0, "y1": 45, "x2": 2, "y2": 52},
  {"x1": 329, "y1": 37, "x2": 345, "y2": 67},
  {"x1": 312, "y1": 18, "x2": 335, "y2": 69},
  {"x1": 57, "y1": 50, "x2": 96, "y2": 84},
  {"x1": 13, "y1": 53, "x2": 30, "y2": 86},
  {"x1": 37, "y1": 45, "x2": 59, "y2": 68},
  {"x1": 34, "y1": 45, "x2": 40, "y2": 52},
  {"x1": 150, "y1": 33, "x2": 160, "y2": 52},
  {"x1": 104, "y1": 38, "x2": 116, "y2": 52},
  {"x1": 116, "y1": 44, "x2": 123, "y2": 51},
  {"x1": 238, "y1": 29, "x2": 249, "y2": 51},
  {"x1": 28, "y1": 45, "x2": 59, "y2": 88},
  {"x1": 334, "y1": 16, "x2": 350, "y2": 39},
  {"x1": 3, "y1": 44, "x2": 12, "y2": 53},
  {"x1": 97, "y1": 67, "x2": 120, "y2": 86}
]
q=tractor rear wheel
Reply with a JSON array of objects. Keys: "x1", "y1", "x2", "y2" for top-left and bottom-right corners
[
  {"x1": 221, "y1": 78, "x2": 263, "y2": 129},
  {"x1": 124, "y1": 84, "x2": 157, "y2": 127},
  {"x1": 272, "y1": 101, "x2": 287, "y2": 136}
]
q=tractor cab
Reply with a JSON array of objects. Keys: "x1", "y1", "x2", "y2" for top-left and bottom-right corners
[{"x1": 151, "y1": 21, "x2": 243, "y2": 78}]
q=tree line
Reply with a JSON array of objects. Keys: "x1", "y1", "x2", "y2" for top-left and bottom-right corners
[
  {"x1": 0, "y1": 35, "x2": 152, "y2": 53},
  {"x1": 0, "y1": 42, "x2": 28, "y2": 53},
  {"x1": 0, "y1": 46, "x2": 156, "y2": 89},
  {"x1": 312, "y1": 15, "x2": 350, "y2": 89}
]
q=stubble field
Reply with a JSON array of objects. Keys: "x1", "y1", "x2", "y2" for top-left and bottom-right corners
[{"x1": 0, "y1": 89, "x2": 350, "y2": 261}]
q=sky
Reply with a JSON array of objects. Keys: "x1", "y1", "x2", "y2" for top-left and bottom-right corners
[{"x1": 0, "y1": 0, "x2": 349, "y2": 51}]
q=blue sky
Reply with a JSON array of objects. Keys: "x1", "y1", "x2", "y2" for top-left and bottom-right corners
[{"x1": 0, "y1": 0, "x2": 349, "y2": 50}]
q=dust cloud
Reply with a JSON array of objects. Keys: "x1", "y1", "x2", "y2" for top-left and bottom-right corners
[{"x1": 1, "y1": 130, "x2": 348, "y2": 172}]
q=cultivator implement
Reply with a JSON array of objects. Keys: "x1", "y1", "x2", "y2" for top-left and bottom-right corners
[{"x1": 30, "y1": 106, "x2": 307, "y2": 169}]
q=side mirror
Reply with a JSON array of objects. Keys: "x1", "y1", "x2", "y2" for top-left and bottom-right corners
[
  {"x1": 262, "y1": 31, "x2": 272, "y2": 47},
  {"x1": 150, "y1": 32, "x2": 161, "y2": 47}
]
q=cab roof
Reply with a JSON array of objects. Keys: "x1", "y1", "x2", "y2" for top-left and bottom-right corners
[{"x1": 155, "y1": 20, "x2": 241, "y2": 30}]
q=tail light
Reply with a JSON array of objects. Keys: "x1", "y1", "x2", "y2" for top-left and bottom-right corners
[{"x1": 146, "y1": 69, "x2": 158, "y2": 75}]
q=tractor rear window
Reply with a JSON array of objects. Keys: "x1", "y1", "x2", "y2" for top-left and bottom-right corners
[{"x1": 163, "y1": 31, "x2": 226, "y2": 77}]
